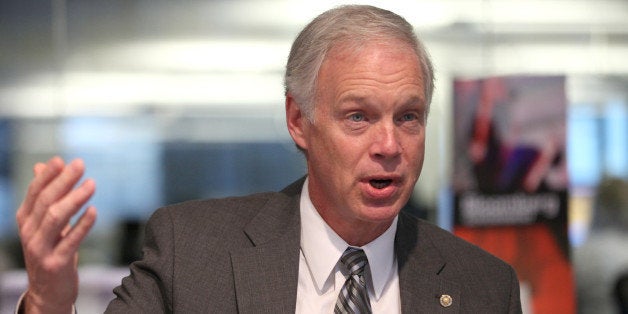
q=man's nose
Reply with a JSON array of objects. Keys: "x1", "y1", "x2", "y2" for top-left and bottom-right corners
[{"x1": 369, "y1": 122, "x2": 402, "y2": 159}]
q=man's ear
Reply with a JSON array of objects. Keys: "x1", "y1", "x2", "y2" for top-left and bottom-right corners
[{"x1": 285, "y1": 94, "x2": 308, "y2": 150}]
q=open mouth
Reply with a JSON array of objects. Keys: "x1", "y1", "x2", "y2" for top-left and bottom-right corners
[{"x1": 369, "y1": 179, "x2": 393, "y2": 189}]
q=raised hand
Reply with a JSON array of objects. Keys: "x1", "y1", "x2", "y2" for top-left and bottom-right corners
[{"x1": 16, "y1": 157, "x2": 97, "y2": 314}]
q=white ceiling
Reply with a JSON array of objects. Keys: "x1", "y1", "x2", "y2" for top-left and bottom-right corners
[{"x1": 1, "y1": 0, "x2": 627, "y2": 117}]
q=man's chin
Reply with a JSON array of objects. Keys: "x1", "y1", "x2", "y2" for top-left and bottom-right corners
[{"x1": 358, "y1": 204, "x2": 402, "y2": 222}]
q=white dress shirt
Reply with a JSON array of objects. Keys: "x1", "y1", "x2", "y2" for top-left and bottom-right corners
[{"x1": 295, "y1": 178, "x2": 401, "y2": 313}]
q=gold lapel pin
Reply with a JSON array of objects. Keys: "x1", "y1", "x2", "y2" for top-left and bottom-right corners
[{"x1": 440, "y1": 294, "x2": 453, "y2": 307}]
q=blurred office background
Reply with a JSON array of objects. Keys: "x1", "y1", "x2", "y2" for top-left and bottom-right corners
[{"x1": 0, "y1": 0, "x2": 627, "y2": 313}]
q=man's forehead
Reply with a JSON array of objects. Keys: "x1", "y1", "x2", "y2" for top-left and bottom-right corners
[
  {"x1": 320, "y1": 41, "x2": 424, "y2": 84},
  {"x1": 324, "y1": 38, "x2": 417, "y2": 61}
]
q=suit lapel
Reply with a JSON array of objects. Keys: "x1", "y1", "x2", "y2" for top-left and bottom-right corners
[
  {"x1": 230, "y1": 179, "x2": 303, "y2": 313},
  {"x1": 396, "y1": 213, "x2": 461, "y2": 313},
  {"x1": 229, "y1": 179, "x2": 462, "y2": 313}
]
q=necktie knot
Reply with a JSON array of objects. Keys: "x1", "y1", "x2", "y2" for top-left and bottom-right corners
[{"x1": 340, "y1": 247, "x2": 368, "y2": 277}]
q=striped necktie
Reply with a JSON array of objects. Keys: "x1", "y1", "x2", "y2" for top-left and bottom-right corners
[{"x1": 334, "y1": 247, "x2": 372, "y2": 314}]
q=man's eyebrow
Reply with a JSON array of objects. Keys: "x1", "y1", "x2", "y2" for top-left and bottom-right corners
[
  {"x1": 335, "y1": 93, "x2": 426, "y2": 114},
  {"x1": 338, "y1": 94, "x2": 425, "y2": 105},
  {"x1": 338, "y1": 94, "x2": 368, "y2": 105},
  {"x1": 400, "y1": 95, "x2": 426, "y2": 109}
]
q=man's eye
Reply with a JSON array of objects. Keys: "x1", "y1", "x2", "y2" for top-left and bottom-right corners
[
  {"x1": 401, "y1": 113, "x2": 417, "y2": 121},
  {"x1": 349, "y1": 113, "x2": 365, "y2": 122}
]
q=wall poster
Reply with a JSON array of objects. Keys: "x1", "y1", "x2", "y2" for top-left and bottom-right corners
[{"x1": 452, "y1": 75, "x2": 575, "y2": 313}]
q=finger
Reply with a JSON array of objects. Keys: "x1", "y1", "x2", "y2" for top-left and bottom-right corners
[
  {"x1": 28, "y1": 159, "x2": 86, "y2": 233},
  {"x1": 55, "y1": 206, "x2": 97, "y2": 259},
  {"x1": 60, "y1": 224, "x2": 72, "y2": 238},
  {"x1": 21, "y1": 161, "x2": 53, "y2": 225},
  {"x1": 33, "y1": 162, "x2": 47, "y2": 176},
  {"x1": 37, "y1": 178, "x2": 96, "y2": 246},
  {"x1": 16, "y1": 157, "x2": 65, "y2": 228}
]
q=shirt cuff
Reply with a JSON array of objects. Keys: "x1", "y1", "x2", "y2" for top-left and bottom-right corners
[{"x1": 15, "y1": 291, "x2": 77, "y2": 314}]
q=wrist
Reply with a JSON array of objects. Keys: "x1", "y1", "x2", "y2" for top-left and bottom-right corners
[{"x1": 23, "y1": 290, "x2": 74, "y2": 314}]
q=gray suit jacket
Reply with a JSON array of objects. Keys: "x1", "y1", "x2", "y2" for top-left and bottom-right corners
[{"x1": 106, "y1": 178, "x2": 521, "y2": 313}]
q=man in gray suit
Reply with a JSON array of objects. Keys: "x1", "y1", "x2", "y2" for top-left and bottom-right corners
[{"x1": 16, "y1": 5, "x2": 521, "y2": 313}]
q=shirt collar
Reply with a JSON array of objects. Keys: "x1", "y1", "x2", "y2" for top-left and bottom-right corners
[{"x1": 299, "y1": 178, "x2": 398, "y2": 300}]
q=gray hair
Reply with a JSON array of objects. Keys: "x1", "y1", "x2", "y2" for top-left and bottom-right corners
[{"x1": 284, "y1": 4, "x2": 435, "y2": 121}]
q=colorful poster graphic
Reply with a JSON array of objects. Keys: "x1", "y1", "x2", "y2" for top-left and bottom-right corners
[{"x1": 452, "y1": 76, "x2": 575, "y2": 313}]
